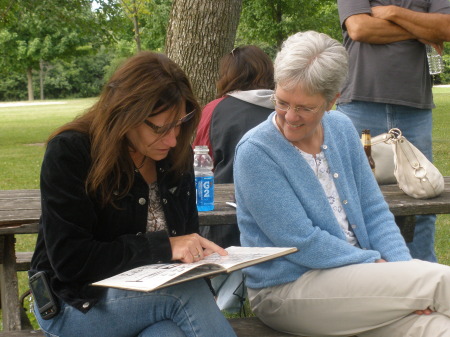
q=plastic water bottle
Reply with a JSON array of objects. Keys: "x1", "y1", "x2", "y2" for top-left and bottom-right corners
[
  {"x1": 194, "y1": 146, "x2": 214, "y2": 211},
  {"x1": 426, "y1": 45, "x2": 444, "y2": 75}
]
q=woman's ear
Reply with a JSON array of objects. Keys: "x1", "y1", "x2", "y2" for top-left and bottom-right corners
[{"x1": 327, "y1": 93, "x2": 340, "y2": 111}]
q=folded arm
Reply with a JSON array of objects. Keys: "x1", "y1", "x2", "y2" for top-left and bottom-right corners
[
  {"x1": 344, "y1": 13, "x2": 415, "y2": 44},
  {"x1": 372, "y1": 5, "x2": 450, "y2": 43},
  {"x1": 345, "y1": 5, "x2": 450, "y2": 49}
]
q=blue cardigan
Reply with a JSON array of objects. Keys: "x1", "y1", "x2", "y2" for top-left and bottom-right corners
[{"x1": 234, "y1": 111, "x2": 412, "y2": 289}]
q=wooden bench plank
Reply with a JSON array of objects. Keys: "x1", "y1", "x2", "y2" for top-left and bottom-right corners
[
  {"x1": 0, "y1": 331, "x2": 44, "y2": 336},
  {"x1": 228, "y1": 317, "x2": 302, "y2": 337},
  {"x1": 16, "y1": 252, "x2": 33, "y2": 272}
]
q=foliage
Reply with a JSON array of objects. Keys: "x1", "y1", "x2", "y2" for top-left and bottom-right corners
[
  {"x1": 236, "y1": 0, "x2": 340, "y2": 57},
  {"x1": 0, "y1": 49, "x2": 114, "y2": 101},
  {"x1": 1, "y1": 0, "x2": 449, "y2": 102},
  {"x1": 0, "y1": 72, "x2": 28, "y2": 101},
  {"x1": 435, "y1": 42, "x2": 450, "y2": 84},
  {"x1": 0, "y1": 0, "x2": 114, "y2": 101},
  {"x1": 140, "y1": 0, "x2": 172, "y2": 51},
  {"x1": 0, "y1": 1, "x2": 102, "y2": 73}
]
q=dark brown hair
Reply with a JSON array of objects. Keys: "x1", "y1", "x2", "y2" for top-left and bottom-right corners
[
  {"x1": 49, "y1": 51, "x2": 201, "y2": 206},
  {"x1": 216, "y1": 45, "x2": 275, "y2": 98}
]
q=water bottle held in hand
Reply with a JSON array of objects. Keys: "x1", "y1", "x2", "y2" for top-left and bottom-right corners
[
  {"x1": 426, "y1": 45, "x2": 444, "y2": 75},
  {"x1": 194, "y1": 146, "x2": 214, "y2": 211}
]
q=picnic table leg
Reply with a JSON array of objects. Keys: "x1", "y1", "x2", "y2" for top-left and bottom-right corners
[
  {"x1": 0, "y1": 234, "x2": 23, "y2": 331},
  {"x1": 394, "y1": 215, "x2": 416, "y2": 243}
]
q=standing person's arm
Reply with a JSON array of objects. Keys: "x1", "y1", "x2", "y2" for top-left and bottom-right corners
[
  {"x1": 371, "y1": 6, "x2": 450, "y2": 43},
  {"x1": 337, "y1": 0, "x2": 415, "y2": 44},
  {"x1": 344, "y1": 13, "x2": 415, "y2": 44}
]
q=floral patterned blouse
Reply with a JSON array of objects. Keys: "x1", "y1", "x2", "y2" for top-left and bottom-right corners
[
  {"x1": 296, "y1": 148, "x2": 359, "y2": 246},
  {"x1": 146, "y1": 182, "x2": 168, "y2": 233}
]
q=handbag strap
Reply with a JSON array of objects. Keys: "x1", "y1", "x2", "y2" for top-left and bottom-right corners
[{"x1": 370, "y1": 128, "x2": 401, "y2": 146}]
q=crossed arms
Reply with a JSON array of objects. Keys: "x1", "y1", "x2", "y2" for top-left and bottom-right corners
[{"x1": 344, "y1": 5, "x2": 450, "y2": 52}]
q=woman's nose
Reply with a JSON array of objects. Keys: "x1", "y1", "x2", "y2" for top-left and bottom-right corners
[
  {"x1": 285, "y1": 108, "x2": 301, "y2": 122},
  {"x1": 162, "y1": 127, "x2": 179, "y2": 147}
]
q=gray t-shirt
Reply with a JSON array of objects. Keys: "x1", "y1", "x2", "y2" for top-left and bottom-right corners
[{"x1": 337, "y1": 0, "x2": 450, "y2": 109}]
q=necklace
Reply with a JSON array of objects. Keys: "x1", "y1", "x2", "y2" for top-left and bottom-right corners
[{"x1": 136, "y1": 156, "x2": 147, "y2": 169}]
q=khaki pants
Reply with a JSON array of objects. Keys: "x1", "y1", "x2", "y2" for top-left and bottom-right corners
[{"x1": 248, "y1": 260, "x2": 450, "y2": 337}]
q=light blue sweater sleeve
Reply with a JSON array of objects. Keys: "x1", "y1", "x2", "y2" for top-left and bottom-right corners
[{"x1": 234, "y1": 112, "x2": 411, "y2": 289}]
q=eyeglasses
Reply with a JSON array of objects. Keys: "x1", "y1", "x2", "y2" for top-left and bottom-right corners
[
  {"x1": 144, "y1": 109, "x2": 196, "y2": 134},
  {"x1": 271, "y1": 94, "x2": 324, "y2": 115}
]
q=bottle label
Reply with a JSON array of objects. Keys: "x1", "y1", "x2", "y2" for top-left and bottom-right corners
[{"x1": 195, "y1": 176, "x2": 214, "y2": 210}]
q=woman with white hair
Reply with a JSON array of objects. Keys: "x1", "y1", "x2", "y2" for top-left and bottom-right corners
[{"x1": 234, "y1": 31, "x2": 450, "y2": 337}]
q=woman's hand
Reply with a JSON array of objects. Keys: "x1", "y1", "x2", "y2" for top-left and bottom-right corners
[
  {"x1": 169, "y1": 233, "x2": 227, "y2": 263},
  {"x1": 375, "y1": 259, "x2": 387, "y2": 263},
  {"x1": 415, "y1": 308, "x2": 433, "y2": 315}
]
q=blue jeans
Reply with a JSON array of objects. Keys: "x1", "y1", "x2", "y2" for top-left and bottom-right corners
[
  {"x1": 34, "y1": 279, "x2": 237, "y2": 337},
  {"x1": 337, "y1": 101, "x2": 437, "y2": 262}
]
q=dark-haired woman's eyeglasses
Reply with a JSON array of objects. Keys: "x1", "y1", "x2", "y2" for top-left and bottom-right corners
[{"x1": 144, "y1": 109, "x2": 196, "y2": 134}]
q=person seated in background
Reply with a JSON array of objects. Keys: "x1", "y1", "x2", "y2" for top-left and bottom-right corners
[
  {"x1": 193, "y1": 45, "x2": 274, "y2": 313},
  {"x1": 29, "y1": 51, "x2": 237, "y2": 337},
  {"x1": 194, "y1": 45, "x2": 275, "y2": 187},
  {"x1": 234, "y1": 31, "x2": 450, "y2": 337}
]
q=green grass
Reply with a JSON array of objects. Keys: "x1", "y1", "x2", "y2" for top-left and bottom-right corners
[
  {"x1": 430, "y1": 86, "x2": 450, "y2": 265},
  {"x1": 1, "y1": 91, "x2": 449, "y2": 327},
  {"x1": 0, "y1": 99, "x2": 96, "y2": 190},
  {"x1": 0, "y1": 98, "x2": 96, "y2": 329}
]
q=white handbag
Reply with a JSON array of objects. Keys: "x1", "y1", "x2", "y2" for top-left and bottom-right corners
[
  {"x1": 372, "y1": 128, "x2": 444, "y2": 199},
  {"x1": 392, "y1": 129, "x2": 444, "y2": 199},
  {"x1": 371, "y1": 132, "x2": 397, "y2": 185}
]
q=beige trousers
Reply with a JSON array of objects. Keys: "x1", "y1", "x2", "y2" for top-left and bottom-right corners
[{"x1": 248, "y1": 260, "x2": 450, "y2": 337}]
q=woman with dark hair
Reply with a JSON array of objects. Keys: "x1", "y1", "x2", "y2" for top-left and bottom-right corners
[
  {"x1": 29, "y1": 51, "x2": 237, "y2": 337},
  {"x1": 194, "y1": 45, "x2": 274, "y2": 185},
  {"x1": 193, "y1": 45, "x2": 274, "y2": 314}
]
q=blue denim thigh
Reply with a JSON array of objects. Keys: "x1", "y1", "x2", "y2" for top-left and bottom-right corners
[
  {"x1": 34, "y1": 278, "x2": 237, "y2": 337},
  {"x1": 337, "y1": 101, "x2": 437, "y2": 262}
]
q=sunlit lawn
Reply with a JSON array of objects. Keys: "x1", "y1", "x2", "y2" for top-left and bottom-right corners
[{"x1": 0, "y1": 88, "x2": 449, "y2": 327}]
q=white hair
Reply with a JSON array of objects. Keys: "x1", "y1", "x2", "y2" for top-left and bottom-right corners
[{"x1": 274, "y1": 31, "x2": 348, "y2": 103}]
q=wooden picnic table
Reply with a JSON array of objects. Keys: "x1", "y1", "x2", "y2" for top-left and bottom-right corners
[{"x1": 0, "y1": 178, "x2": 450, "y2": 331}]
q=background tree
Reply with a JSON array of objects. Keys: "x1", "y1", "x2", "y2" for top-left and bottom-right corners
[
  {"x1": 1, "y1": 0, "x2": 448, "y2": 102},
  {"x1": 118, "y1": 0, "x2": 152, "y2": 51},
  {"x1": 0, "y1": 0, "x2": 106, "y2": 100},
  {"x1": 236, "y1": 0, "x2": 340, "y2": 57},
  {"x1": 165, "y1": 0, "x2": 243, "y2": 106}
]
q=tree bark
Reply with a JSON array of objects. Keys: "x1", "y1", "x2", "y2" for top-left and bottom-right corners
[
  {"x1": 132, "y1": 0, "x2": 141, "y2": 52},
  {"x1": 39, "y1": 60, "x2": 45, "y2": 100},
  {"x1": 26, "y1": 67, "x2": 34, "y2": 101},
  {"x1": 165, "y1": 0, "x2": 243, "y2": 106}
]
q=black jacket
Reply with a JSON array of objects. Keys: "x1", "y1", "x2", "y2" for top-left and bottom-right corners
[{"x1": 30, "y1": 131, "x2": 199, "y2": 313}]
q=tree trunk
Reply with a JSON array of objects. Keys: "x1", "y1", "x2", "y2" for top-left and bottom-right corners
[
  {"x1": 133, "y1": 15, "x2": 141, "y2": 51},
  {"x1": 26, "y1": 67, "x2": 34, "y2": 101},
  {"x1": 165, "y1": 0, "x2": 243, "y2": 106},
  {"x1": 39, "y1": 60, "x2": 45, "y2": 100},
  {"x1": 132, "y1": 1, "x2": 141, "y2": 52}
]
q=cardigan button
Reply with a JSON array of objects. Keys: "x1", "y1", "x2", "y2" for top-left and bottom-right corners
[
  {"x1": 322, "y1": 145, "x2": 328, "y2": 150},
  {"x1": 162, "y1": 198, "x2": 168, "y2": 204},
  {"x1": 351, "y1": 224, "x2": 357, "y2": 229},
  {"x1": 82, "y1": 302, "x2": 90, "y2": 309},
  {"x1": 138, "y1": 198, "x2": 146, "y2": 205},
  {"x1": 333, "y1": 173, "x2": 339, "y2": 178},
  {"x1": 342, "y1": 200, "x2": 348, "y2": 204},
  {"x1": 187, "y1": 191, "x2": 190, "y2": 196},
  {"x1": 171, "y1": 230, "x2": 177, "y2": 235}
]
